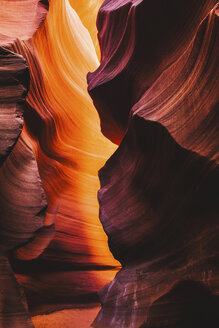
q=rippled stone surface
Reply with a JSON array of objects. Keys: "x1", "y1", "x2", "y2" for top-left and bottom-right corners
[
  {"x1": 88, "y1": 0, "x2": 218, "y2": 144},
  {"x1": 88, "y1": 1, "x2": 219, "y2": 327},
  {"x1": 0, "y1": 47, "x2": 29, "y2": 165},
  {"x1": 0, "y1": 0, "x2": 48, "y2": 46},
  {"x1": 0, "y1": 0, "x2": 218, "y2": 327},
  {"x1": 1, "y1": 0, "x2": 119, "y2": 321}
]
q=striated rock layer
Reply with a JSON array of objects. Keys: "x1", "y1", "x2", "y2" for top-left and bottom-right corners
[
  {"x1": 0, "y1": 133, "x2": 47, "y2": 254},
  {"x1": 0, "y1": 47, "x2": 29, "y2": 165},
  {"x1": 88, "y1": 1, "x2": 219, "y2": 327},
  {"x1": 88, "y1": 0, "x2": 218, "y2": 144},
  {"x1": 12, "y1": 0, "x2": 118, "y2": 269},
  {"x1": 0, "y1": 48, "x2": 52, "y2": 327},
  {"x1": 0, "y1": 130, "x2": 54, "y2": 327},
  {"x1": 0, "y1": 3, "x2": 53, "y2": 325},
  {"x1": 2, "y1": 0, "x2": 119, "y2": 315},
  {"x1": 0, "y1": 0, "x2": 48, "y2": 46},
  {"x1": 93, "y1": 115, "x2": 219, "y2": 327},
  {"x1": 69, "y1": 0, "x2": 103, "y2": 58},
  {"x1": 0, "y1": 0, "x2": 218, "y2": 326}
]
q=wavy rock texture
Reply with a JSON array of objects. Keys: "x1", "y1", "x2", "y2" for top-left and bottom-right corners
[
  {"x1": 0, "y1": 129, "x2": 53, "y2": 327},
  {"x1": 93, "y1": 115, "x2": 219, "y2": 328},
  {"x1": 1, "y1": 0, "x2": 218, "y2": 327},
  {"x1": 88, "y1": 0, "x2": 218, "y2": 144},
  {"x1": 132, "y1": 10, "x2": 219, "y2": 163},
  {"x1": 68, "y1": 0, "x2": 103, "y2": 57},
  {"x1": 0, "y1": 133, "x2": 47, "y2": 253},
  {"x1": 0, "y1": 0, "x2": 48, "y2": 46},
  {"x1": 0, "y1": 1, "x2": 52, "y2": 326},
  {"x1": 0, "y1": 48, "x2": 33, "y2": 327},
  {"x1": 3, "y1": 0, "x2": 118, "y2": 315},
  {"x1": 87, "y1": 1, "x2": 219, "y2": 328},
  {"x1": 0, "y1": 35, "x2": 52, "y2": 326},
  {"x1": 0, "y1": 47, "x2": 29, "y2": 165},
  {"x1": 23, "y1": 0, "x2": 117, "y2": 268}
]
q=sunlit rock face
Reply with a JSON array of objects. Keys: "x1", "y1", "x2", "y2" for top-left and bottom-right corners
[
  {"x1": 88, "y1": 0, "x2": 219, "y2": 327},
  {"x1": 0, "y1": 0, "x2": 218, "y2": 327},
  {"x1": 13, "y1": 0, "x2": 117, "y2": 271},
  {"x1": 68, "y1": 0, "x2": 103, "y2": 57},
  {"x1": 1, "y1": 0, "x2": 118, "y2": 319},
  {"x1": 0, "y1": 0, "x2": 48, "y2": 46}
]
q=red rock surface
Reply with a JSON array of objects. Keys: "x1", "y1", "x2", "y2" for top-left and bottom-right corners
[{"x1": 88, "y1": 1, "x2": 219, "y2": 327}]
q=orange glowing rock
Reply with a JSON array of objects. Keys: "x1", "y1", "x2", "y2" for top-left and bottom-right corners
[
  {"x1": 32, "y1": 0, "x2": 118, "y2": 267},
  {"x1": 69, "y1": 0, "x2": 103, "y2": 58},
  {"x1": 8, "y1": 0, "x2": 118, "y2": 271},
  {"x1": 0, "y1": 0, "x2": 119, "y2": 320}
]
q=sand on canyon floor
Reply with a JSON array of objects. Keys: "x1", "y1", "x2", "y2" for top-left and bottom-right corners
[{"x1": 32, "y1": 307, "x2": 100, "y2": 328}]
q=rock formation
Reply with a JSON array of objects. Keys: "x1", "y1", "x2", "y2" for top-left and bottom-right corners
[
  {"x1": 0, "y1": 47, "x2": 49, "y2": 327},
  {"x1": 0, "y1": 47, "x2": 29, "y2": 165},
  {"x1": 88, "y1": 1, "x2": 219, "y2": 327},
  {"x1": 0, "y1": 0, "x2": 48, "y2": 46},
  {"x1": 1, "y1": 0, "x2": 118, "y2": 321},
  {"x1": 0, "y1": 0, "x2": 218, "y2": 327}
]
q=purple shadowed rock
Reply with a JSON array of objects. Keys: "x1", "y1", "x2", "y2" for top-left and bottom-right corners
[
  {"x1": 87, "y1": 0, "x2": 218, "y2": 144},
  {"x1": 88, "y1": 1, "x2": 219, "y2": 327}
]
